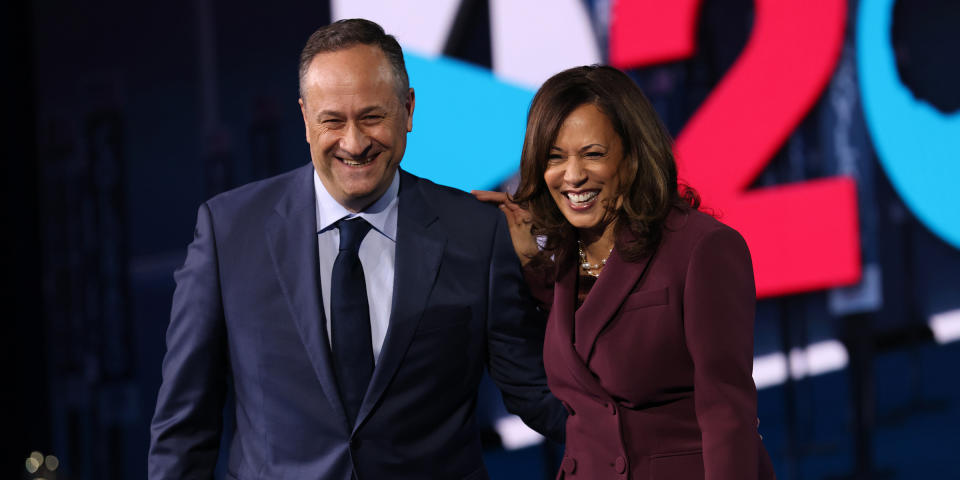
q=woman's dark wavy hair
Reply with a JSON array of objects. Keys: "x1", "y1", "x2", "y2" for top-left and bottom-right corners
[{"x1": 512, "y1": 65, "x2": 699, "y2": 262}]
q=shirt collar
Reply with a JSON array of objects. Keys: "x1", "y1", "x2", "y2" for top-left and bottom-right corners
[{"x1": 314, "y1": 168, "x2": 399, "y2": 242}]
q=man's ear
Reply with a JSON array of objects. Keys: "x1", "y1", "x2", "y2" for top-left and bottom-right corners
[
  {"x1": 299, "y1": 97, "x2": 310, "y2": 143},
  {"x1": 405, "y1": 88, "x2": 415, "y2": 133}
]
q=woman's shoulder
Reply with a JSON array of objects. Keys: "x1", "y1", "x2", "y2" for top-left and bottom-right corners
[
  {"x1": 664, "y1": 206, "x2": 734, "y2": 236},
  {"x1": 661, "y1": 207, "x2": 747, "y2": 254}
]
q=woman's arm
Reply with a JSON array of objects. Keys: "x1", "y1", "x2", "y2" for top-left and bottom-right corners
[
  {"x1": 682, "y1": 226, "x2": 761, "y2": 480},
  {"x1": 471, "y1": 190, "x2": 539, "y2": 265},
  {"x1": 472, "y1": 190, "x2": 555, "y2": 308}
]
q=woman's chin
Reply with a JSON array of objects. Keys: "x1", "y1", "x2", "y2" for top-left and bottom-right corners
[
  {"x1": 554, "y1": 196, "x2": 615, "y2": 233},
  {"x1": 564, "y1": 213, "x2": 604, "y2": 232}
]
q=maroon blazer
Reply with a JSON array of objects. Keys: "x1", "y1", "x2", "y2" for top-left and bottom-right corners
[{"x1": 527, "y1": 208, "x2": 775, "y2": 480}]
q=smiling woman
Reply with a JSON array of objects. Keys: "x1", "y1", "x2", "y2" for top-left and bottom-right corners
[
  {"x1": 475, "y1": 65, "x2": 776, "y2": 479},
  {"x1": 512, "y1": 66, "x2": 694, "y2": 268},
  {"x1": 543, "y1": 104, "x2": 623, "y2": 233}
]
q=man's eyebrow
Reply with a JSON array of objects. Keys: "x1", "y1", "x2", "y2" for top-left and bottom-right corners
[
  {"x1": 358, "y1": 105, "x2": 387, "y2": 115},
  {"x1": 315, "y1": 106, "x2": 387, "y2": 120},
  {"x1": 316, "y1": 110, "x2": 344, "y2": 120}
]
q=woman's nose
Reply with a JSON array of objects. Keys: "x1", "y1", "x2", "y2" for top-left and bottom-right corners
[{"x1": 563, "y1": 158, "x2": 587, "y2": 186}]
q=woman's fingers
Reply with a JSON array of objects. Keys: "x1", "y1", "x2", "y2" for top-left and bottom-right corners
[
  {"x1": 503, "y1": 201, "x2": 531, "y2": 225},
  {"x1": 471, "y1": 190, "x2": 510, "y2": 204},
  {"x1": 473, "y1": 190, "x2": 530, "y2": 226},
  {"x1": 473, "y1": 191, "x2": 534, "y2": 260},
  {"x1": 499, "y1": 204, "x2": 516, "y2": 224}
]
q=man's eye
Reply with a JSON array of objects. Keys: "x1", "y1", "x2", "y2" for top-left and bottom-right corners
[
  {"x1": 322, "y1": 119, "x2": 344, "y2": 126},
  {"x1": 363, "y1": 115, "x2": 384, "y2": 122}
]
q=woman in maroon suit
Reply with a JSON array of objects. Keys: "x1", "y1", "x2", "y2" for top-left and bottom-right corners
[{"x1": 475, "y1": 65, "x2": 775, "y2": 479}]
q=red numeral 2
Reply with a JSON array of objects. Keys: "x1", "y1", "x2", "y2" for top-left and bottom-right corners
[{"x1": 610, "y1": 0, "x2": 861, "y2": 298}]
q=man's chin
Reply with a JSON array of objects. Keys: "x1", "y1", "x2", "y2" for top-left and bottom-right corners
[{"x1": 340, "y1": 179, "x2": 394, "y2": 209}]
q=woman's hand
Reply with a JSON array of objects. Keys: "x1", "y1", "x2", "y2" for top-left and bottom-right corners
[{"x1": 471, "y1": 190, "x2": 540, "y2": 266}]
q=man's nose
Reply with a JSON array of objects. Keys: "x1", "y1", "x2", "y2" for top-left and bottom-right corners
[{"x1": 339, "y1": 122, "x2": 372, "y2": 157}]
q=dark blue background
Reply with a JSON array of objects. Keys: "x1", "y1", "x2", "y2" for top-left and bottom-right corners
[{"x1": 3, "y1": 0, "x2": 959, "y2": 478}]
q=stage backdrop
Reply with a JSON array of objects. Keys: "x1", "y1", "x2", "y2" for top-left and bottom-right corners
[{"x1": 17, "y1": 0, "x2": 960, "y2": 479}]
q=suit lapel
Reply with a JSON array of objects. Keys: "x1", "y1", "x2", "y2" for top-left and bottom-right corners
[
  {"x1": 550, "y1": 248, "x2": 610, "y2": 401},
  {"x1": 574, "y1": 230, "x2": 654, "y2": 363},
  {"x1": 265, "y1": 164, "x2": 348, "y2": 428},
  {"x1": 354, "y1": 171, "x2": 445, "y2": 432}
]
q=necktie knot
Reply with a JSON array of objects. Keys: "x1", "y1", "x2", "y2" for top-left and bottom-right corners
[{"x1": 338, "y1": 217, "x2": 372, "y2": 252}]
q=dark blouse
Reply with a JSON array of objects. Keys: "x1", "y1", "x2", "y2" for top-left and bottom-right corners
[{"x1": 575, "y1": 273, "x2": 597, "y2": 310}]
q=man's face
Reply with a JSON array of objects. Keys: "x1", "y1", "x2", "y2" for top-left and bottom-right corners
[{"x1": 299, "y1": 44, "x2": 414, "y2": 212}]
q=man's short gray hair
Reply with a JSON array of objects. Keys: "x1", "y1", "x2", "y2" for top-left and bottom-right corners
[{"x1": 298, "y1": 18, "x2": 409, "y2": 100}]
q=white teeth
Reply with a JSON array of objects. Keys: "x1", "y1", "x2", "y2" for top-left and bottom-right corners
[
  {"x1": 340, "y1": 157, "x2": 374, "y2": 167},
  {"x1": 566, "y1": 191, "x2": 598, "y2": 203}
]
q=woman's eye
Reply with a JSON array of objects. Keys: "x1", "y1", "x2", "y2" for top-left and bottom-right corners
[{"x1": 585, "y1": 151, "x2": 606, "y2": 158}]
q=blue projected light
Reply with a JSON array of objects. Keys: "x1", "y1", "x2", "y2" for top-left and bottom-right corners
[
  {"x1": 857, "y1": 0, "x2": 960, "y2": 249},
  {"x1": 401, "y1": 53, "x2": 534, "y2": 192}
]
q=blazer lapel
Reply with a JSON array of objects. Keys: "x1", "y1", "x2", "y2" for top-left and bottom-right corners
[
  {"x1": 574, "y1": 229, "x2": 654, "y2": 363},
  {"x1": 354, "y1": 171, "x2": 445, "y2": 432},
  {"x1": 265, "y1": 164, "x2": 348, "y2": 428},
  {"x1": 550, "y1": 249, "x2": 610, "y2": 402}
]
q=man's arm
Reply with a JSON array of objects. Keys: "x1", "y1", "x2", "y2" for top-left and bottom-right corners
[
  {"x1": 149, "y1": 203, "x2": 228, "y2": 479},
  {"x1": 485, "y1": 213, "x2": 567, "y2": 444}
]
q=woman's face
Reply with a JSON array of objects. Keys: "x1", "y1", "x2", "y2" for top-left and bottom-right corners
[{"x1": 543, "y1": 103, "x2": 624, "y2": 233}]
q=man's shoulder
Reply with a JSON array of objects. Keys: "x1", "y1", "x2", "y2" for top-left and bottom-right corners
[
  {"x1": 205, "y1": 164, "x2": 311, "y2": 214},
  {"x1": 402, "y1": 172, "x2": 505, "y2": 241},
  {"x1": 402, "y1": 170, "x2": 499, "y2": 220}
]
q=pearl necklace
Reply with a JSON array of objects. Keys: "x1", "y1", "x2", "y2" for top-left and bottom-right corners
[{"x1": 578, "y1": 240, "x2": 613, "y2": 278}]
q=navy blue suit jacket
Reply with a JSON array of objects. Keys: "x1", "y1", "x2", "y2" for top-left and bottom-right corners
[{"x1": 149, "y1": 165, "x2": 565, "y2": 479}]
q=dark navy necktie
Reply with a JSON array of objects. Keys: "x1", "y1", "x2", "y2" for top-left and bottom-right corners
[{"x1": 331, "y1": 217, "x2": 375, "y2": 426}]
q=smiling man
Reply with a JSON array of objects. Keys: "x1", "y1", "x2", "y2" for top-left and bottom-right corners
[
  {"x1": 300, "y1": 41, "x2": 411, "y2": 213},
  {"x1": 148, "y1": 18, "x2": 565, "y2": 480}
]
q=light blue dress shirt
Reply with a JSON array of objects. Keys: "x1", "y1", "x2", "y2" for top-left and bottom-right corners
[{"x1": 314, "y1": 170, "x2": 399, "y2": 364}]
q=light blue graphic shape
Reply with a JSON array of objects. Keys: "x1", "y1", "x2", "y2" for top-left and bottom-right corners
[
  {"x1": 857, "y1": 0, "x2": 960, "y2": 249},
  {"x1": 402, "y1": 53, "x2": 534, "y2": 192}
]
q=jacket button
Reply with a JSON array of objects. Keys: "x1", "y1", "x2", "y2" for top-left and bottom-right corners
[
  {"x1": 562, "y1": 456, "x2": 577, "y2": 474},
  {"x1": 614, "y1": 456, "x2": 626, "y2": 474}
]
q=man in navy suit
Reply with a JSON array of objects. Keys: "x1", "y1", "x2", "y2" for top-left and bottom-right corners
[{"x1": 148, "y1": 18, "x2": 565, "y2": 479}]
